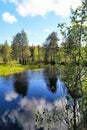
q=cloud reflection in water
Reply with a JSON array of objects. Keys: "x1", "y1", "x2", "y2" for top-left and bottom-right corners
[
  {"x1": 5, "y1": 91, "x2": 18, "y2": 102},
  {"x1": 1, "y1": 97, "x2": 67, "y2": 130}
]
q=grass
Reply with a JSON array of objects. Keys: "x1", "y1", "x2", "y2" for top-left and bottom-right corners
[
  {"x1": 0, "y1": 61, "x2": 60, "y2": 76},
  {"x1": 0, "y1": 61, "x2": 45, "y2": 76},
  {"x1": 0, "y1": 64, "x2": 29, "y2": 76}
]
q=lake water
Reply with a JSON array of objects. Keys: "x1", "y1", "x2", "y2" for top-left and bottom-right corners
[{"x1": 0, "y1": 67, "x2": 67, "y2": 130}]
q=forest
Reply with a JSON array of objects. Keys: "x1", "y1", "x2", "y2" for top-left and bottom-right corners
[
  {"x1": 0, "y1": 2, "x2": 87, "y2": 67},
  {"x1": 0, "y1": 4, "x2": 87, "y2": 67}
]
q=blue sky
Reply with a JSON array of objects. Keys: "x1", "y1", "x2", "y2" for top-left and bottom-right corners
[{"x1": 0, "y1": 0, "x2": 82, "y2": 45}]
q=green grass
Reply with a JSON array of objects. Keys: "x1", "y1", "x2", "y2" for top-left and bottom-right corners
[
  {"x1": 0, "y1": 61, "x2": 45, "y2": 76},
  {"x1": 0, "y1": 64, "x2": 29, "y2": 76}
]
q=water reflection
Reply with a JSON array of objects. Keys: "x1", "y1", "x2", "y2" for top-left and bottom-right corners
[
  {"x1": 13, "y1": 72, "x2": 29, "y2": 97},
  {"x1": 43, "y1": 66, "x2": 58, "y2": 93},
  {"x1": 0, "y1": 97, "x2": 67, "y2": 130},
  {"x1": 5, "y1": 91, "x2": 18, "y2": 102},
  {"x1": 0, "y1": 69, "x2": 67, "y2": 130}
]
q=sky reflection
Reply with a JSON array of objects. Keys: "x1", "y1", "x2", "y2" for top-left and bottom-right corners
[
  {"x1": 0, "y1": 69, "x2": 67, "y2": 130},
  {"x1": 2, "y1": 97, "x2": 67, "y2": 130}
]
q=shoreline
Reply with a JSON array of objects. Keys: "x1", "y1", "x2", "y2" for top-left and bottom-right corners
[{"x1": 0, "y1": 63, "x2": 44, "y2": 77}]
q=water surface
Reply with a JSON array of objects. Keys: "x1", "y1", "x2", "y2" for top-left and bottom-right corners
[{"x1": 0, "y1": 68, "x2": 67, "y2": 130}]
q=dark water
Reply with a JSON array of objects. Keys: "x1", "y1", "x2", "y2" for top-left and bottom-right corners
[{"x1": 0, "y1": 67, "x2": 67, "y2": 130}]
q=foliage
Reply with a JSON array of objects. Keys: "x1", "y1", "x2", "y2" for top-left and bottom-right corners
[
  {"x1": 0, "y1": 62, "x2": 29, "y2": 76},
  {"x1": 44, "y1": 32, "x2": 59, "y2": 64},
  {"x1": 2, "y1": 40, "x2": 11, "y2": 63},
  {"x1": 11, "y1": 30, "x2": 30, "y2": 64},
  {"x1": 35, "y1": 2, "x2": 87, "y2": 130}
]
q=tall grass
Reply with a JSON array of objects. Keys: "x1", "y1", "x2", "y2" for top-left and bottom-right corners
[
  {"x1": 0, "y1": 61, "x2": 44, "y2": 76},
  {"x1": 0, "y1": 62, "x2": 29, "y2": 76}
]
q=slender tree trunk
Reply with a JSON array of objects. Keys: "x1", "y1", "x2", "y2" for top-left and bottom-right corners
[{"x1": 73, "y1": 99, "x2": 77, "y2": 130}]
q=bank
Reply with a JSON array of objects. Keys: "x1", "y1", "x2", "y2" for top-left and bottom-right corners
[{"x1": 0, "y1": 62, "x2": 45, "y2": 76}]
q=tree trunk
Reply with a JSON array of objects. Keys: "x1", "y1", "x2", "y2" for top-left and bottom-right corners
[{"x1": 73, "y1": 99, "x2": 77, "y2": 130}]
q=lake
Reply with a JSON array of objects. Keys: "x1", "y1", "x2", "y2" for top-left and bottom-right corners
[{"x1": 0, "y1": 67, "x2": 67, "y2": 130}]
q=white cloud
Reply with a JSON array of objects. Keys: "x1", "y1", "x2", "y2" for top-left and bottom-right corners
[
  {"x1": 43, "y1": 28, "x2": 51, "y2": 33},
  {"x1": 2, "y1": 12, "x2": 18, "y2": 23},
  {"x1": 1, "y1": 0, "x2": 82, "y2": 17},
  {"x1": 15, "y1": 0, "x2": 82, "y2": 17}
]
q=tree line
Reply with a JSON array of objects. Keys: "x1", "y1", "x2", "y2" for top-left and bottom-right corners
[
  {"x1": 0, "y1": 1, "x2": 87, "y2": 66},
  {"x1": 0, "y1": 30, "x2": 60, "y2": 65},
  {"x1": 0, "y1": 2, "x2": 87, "y2": 67},
  {"x1": 0, "y1": 27, "x2": 87, "y2": 66}
]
